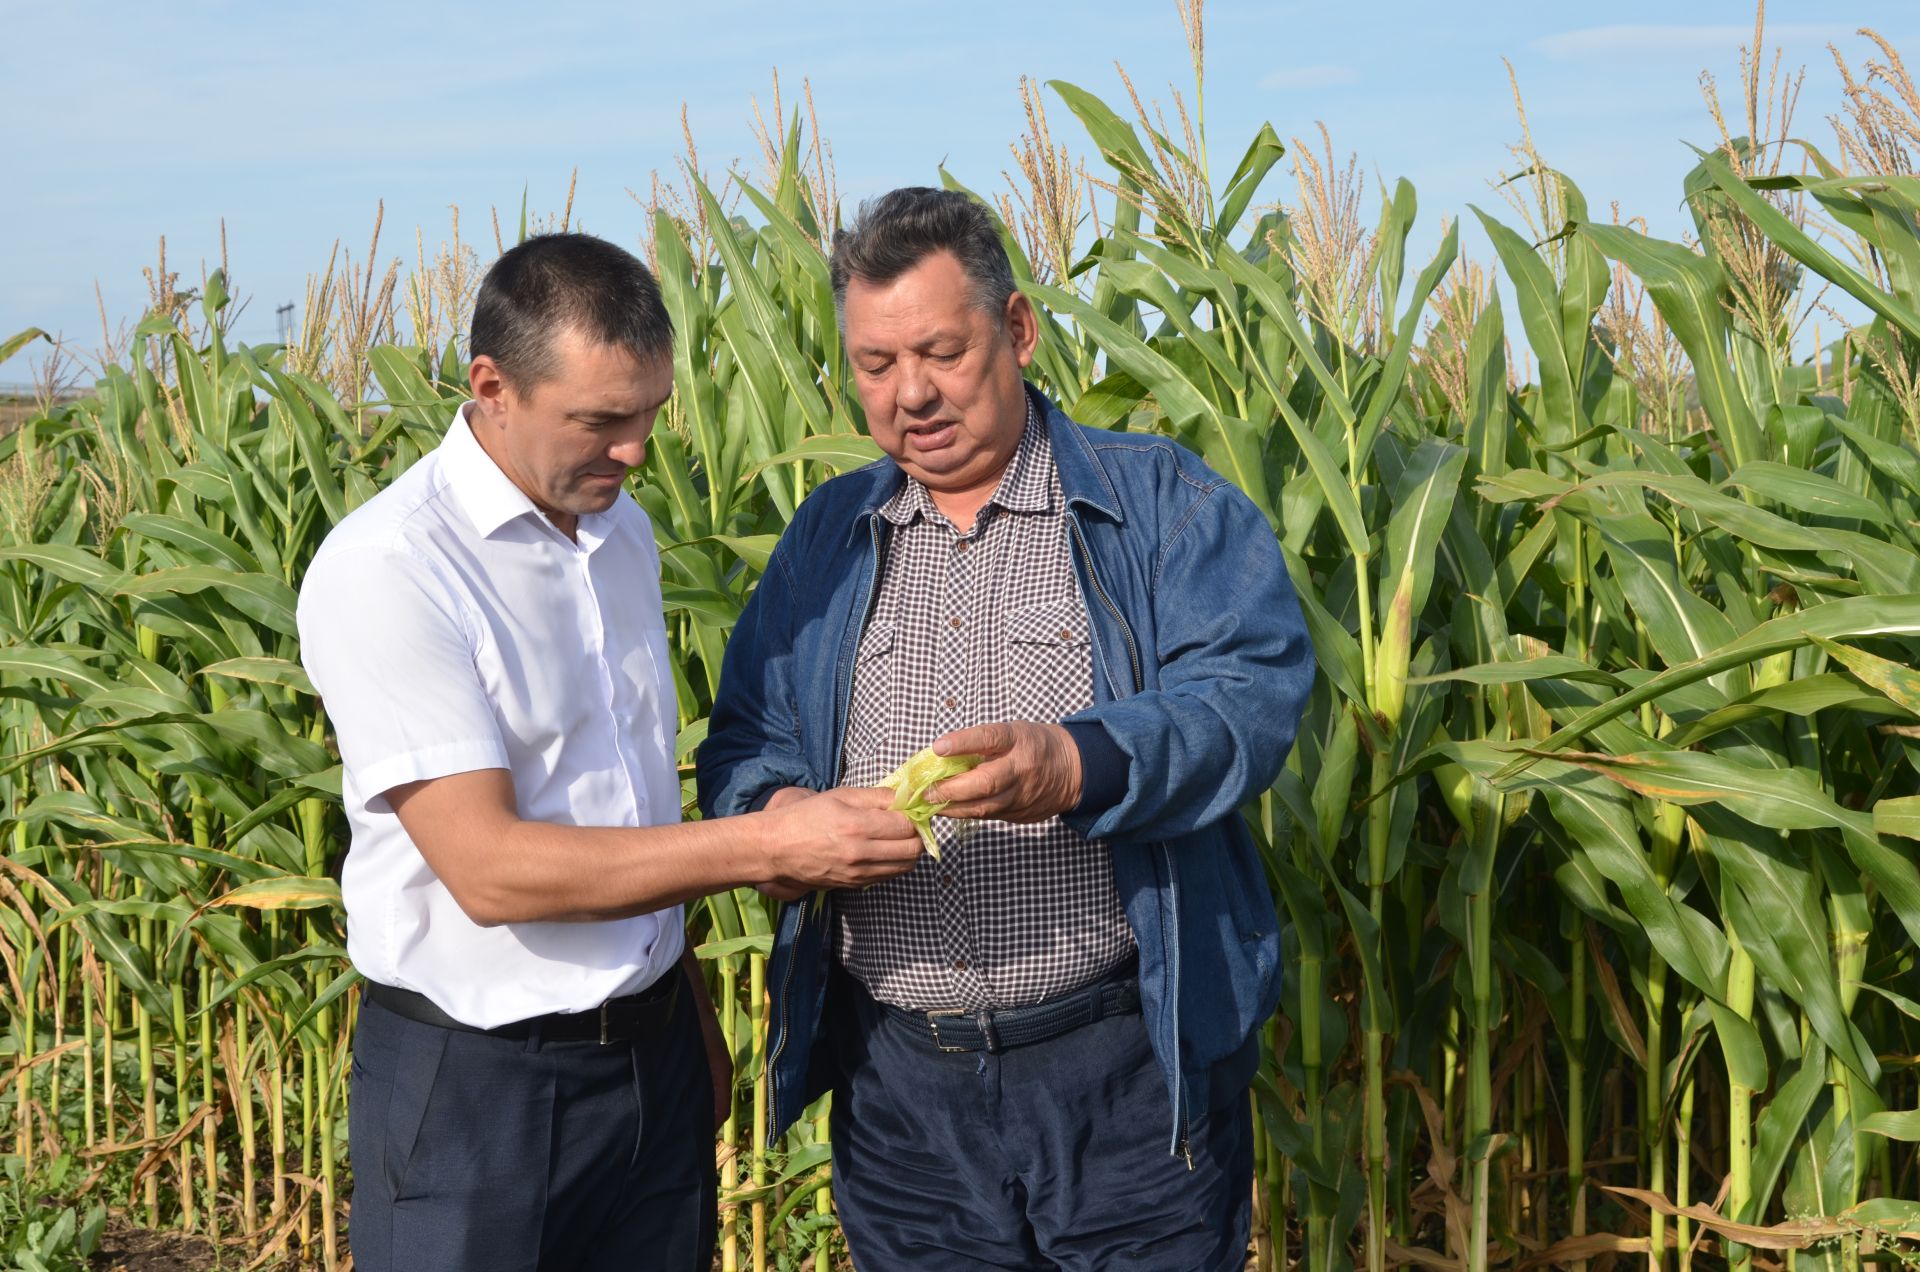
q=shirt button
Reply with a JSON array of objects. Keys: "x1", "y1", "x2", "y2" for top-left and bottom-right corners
[
  {"x1": 953, "y1": 958, "x2": 969, "y2": 971},
  {"x1": 955, "y1": 540, "x2": 970, "y2": 552},
  {"x1": 948, "y1": 616, "x2": 963, "y2": 629},
  {"x1": 1058, "y1": 628, "x2": 1074, "y2": 641},
  {"x1": 942, "y1": 696, "x2": 957, "y2": 709},
  {"x1": 940, "y1": 873, "x2": 955, "y2": 887}
]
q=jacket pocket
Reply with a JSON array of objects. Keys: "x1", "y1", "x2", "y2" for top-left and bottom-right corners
[
  {"x1": 1217, "y1": 844, "x2": 1268, "y2": 944},
  {"x1": 1179, "y1": 847, "x2": 1282, "y2": 1066}
]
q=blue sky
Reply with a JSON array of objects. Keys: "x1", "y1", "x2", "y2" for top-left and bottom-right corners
[{"x1": 3, "y1": 1, "x2": 1913, "y2": 382}]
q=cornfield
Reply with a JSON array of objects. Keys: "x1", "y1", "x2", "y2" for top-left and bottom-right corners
[{"x1": 6, "y1": 9, "x2": 1920, "y2": 1270}]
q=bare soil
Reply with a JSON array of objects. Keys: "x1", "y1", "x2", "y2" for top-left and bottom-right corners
[{"x1": 89, "y1": 1220, "x2": 218, "y2": 1272}]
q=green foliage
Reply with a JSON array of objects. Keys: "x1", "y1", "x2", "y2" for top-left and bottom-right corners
[
  {"x1": 4, "y1": 46, "x2": 1920, "y2": 1272},
  {"x1": 0, "y1": 1157, "x2": 105, "y2": 1272}
]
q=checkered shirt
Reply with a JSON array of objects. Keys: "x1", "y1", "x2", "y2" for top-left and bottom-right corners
[{"x1": 835, "y1": 403, "x2": 1136, "y2": 1012}]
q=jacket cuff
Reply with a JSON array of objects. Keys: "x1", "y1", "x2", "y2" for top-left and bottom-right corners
[{"x1": 1062, "y1": 720, "x2": 1129, "y2": 817}]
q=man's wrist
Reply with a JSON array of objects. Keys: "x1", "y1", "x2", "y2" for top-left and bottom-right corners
[
  {"x1": 741, "y1": 805, "x2": 781, "y2": 887},
  {"x1": 748, "y1": 784, "x2": 810, "y2": 812}
]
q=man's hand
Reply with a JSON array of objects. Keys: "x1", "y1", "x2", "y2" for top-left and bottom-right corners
[
  {"x1": 758, "y1": 786, "x2": 921, "y2": 900},
  {"x1": 926, "y1": 721, "x2": 1082, "y2": 823}
]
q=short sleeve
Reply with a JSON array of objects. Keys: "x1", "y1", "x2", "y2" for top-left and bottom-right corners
[{"x1": 297, "y1": 546, "x2": 509, "y2": 800}]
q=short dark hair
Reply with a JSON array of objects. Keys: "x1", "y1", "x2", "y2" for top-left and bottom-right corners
[
  {"x1": 469, "y1": 233, "x2": 672, "y2": 388},
  {"x1": 829, "y1": 187, "x2": 1016, "y2": 328}
]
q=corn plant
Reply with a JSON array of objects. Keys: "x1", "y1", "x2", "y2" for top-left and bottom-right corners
[{"x1": 5, "y1": 11, "x2": 1920, "y2": 1271}]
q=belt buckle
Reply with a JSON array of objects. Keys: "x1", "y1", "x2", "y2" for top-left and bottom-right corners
[{"x1": 926, "y1": 1008, "x2": 968, "y2": 1053}]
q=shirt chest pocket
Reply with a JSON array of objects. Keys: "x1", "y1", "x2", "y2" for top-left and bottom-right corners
[{"x1": 1004, "y1": 602, "x2": 1094, "y2": 720}]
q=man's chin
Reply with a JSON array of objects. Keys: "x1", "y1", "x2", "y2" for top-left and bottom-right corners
[
  {"x1": 900, "y1": 453, "x2": 992, "y2": 489},
  {"x1": 560, "y1": 487, "x2": 624, "y2": 517},
  {"x1": 888, "y1": 440, "x2": 966, "y2": 473}
]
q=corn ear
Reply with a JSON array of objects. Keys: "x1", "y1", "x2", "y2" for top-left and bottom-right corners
[{"x1": 876, "y1": 748, "x2": 985, "y2": 860}]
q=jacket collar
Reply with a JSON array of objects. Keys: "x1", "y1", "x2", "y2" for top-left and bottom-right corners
[
  {"x1": 1035, "y1": 385, "x2": 1124, "y2": 523},
  {"x1": 842, "y1": 385, "x2": 1123, "y2": 543}
]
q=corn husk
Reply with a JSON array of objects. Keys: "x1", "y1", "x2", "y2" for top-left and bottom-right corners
[{"x1": 877, "y1": 748, "x2": 984, "y2": 859}]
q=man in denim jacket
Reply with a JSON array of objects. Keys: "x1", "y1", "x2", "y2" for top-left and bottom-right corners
[{"x1": 699, "y1": 187, "x2": 1313, "y2": 1270}]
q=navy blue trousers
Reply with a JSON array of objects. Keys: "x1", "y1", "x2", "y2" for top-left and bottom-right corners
[
  {"x1": 827, "y1": 968, "x2": 1252, "y2": 1271},
  {"x1": 346, "y1": 984, "x2": 716, "y2": 1272}
]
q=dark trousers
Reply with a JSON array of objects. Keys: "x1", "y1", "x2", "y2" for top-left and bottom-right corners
[
  {"x1": 827, "y1": 968, "x2": 1253, "y2": 1271},
  {"x1": 346, "y1": 983, "x2": 716, "y2": 1272}
]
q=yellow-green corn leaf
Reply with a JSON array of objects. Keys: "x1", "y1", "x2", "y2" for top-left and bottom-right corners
[
  {"x1": 1860, "y1": 1110, "x2": 1920, "y2": 1143},
  {"x1": 877, "y1": 748, "x2": 984, "y2": 860},
  {"x1": 1814, "y1": 636, "x2": 1920, "y2": 715},
  {"x1": 0, "y1": 326, "x2": 48, "y2": 364},
  {"x1": 1874, "y1": 796, "x2": 1920, "y2": 842},
  {"x1": 739, "y1": 433, "x2": 886, "y2": 483},
  {"x1": 206, "y1": 877, "x2": 344, "y2": 912}
]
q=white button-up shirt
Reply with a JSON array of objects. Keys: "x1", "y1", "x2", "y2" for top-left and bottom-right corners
[{"x1": 297, "y1": 404, "x2": 684, "y2": 1027}]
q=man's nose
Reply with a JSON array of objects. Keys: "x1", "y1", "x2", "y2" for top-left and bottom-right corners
[
  {"x1": 607, "y1": 427, "x2": 651, "y2": 469},
  {"x1": 897, "y1": 360, "x2": 937, "y2": 412}
]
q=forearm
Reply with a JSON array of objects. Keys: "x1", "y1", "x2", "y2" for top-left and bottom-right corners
[
  {"x1": 393, "y1": 768, "x2": 918, "y2": 926},
  {"x1": 452, "y1": 814, "x2": 774, "y2": 927}
]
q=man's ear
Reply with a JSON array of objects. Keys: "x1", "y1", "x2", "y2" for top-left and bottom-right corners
[
  {"x1": 1004, "y1": 291, "x2": 1039, "y2": 371},
  {"x1": 469, "y1": 355, "x2": 508, "y2": 418}
]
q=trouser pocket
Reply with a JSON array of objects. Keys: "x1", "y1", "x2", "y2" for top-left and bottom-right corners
[{"x1": 350, "y1": 997, "x2": 451, "y2": 1203}]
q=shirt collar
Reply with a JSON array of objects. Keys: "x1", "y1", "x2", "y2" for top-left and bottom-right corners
[
  {"x1": 441, "y1": 402, "x2": 619, "y2": 545},
  {"x1": 879, "y1": 398, "x2": 1052, "y2": 527}
]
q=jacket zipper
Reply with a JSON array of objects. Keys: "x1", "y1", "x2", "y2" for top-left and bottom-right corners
[
  {"x1": 1068, "y1": 516, "x2": 1141, "y2": 695},
  {"x1": 769, "y1": 513, "x2": 886, "y2": 1127},
  {"x1": 1166, "y1": 847, "x2": 1190, "y2": 1168},
  {"x1": 1069, "y1": 512, "x2": 1189, "y2": 1163},
  {"x1": 833, "y1": 515, "x2": 889, "y2": 782},
  {"x1": 768, "y1": 900, "x2": 809, "y2": 1126}
]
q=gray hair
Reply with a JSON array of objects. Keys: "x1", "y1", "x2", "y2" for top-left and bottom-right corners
[{"x1": 829, "y1": 187, "x2": 1016, "y2": 329}]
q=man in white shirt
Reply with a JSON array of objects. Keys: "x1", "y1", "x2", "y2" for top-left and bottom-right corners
[{"x1": 297, "y1": 233, "x2": 920, "y2": 1271}]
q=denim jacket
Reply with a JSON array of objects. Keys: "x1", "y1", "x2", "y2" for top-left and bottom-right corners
[{"x1": 697, "y1": 387, "x2": 1315, "y2": 1156}]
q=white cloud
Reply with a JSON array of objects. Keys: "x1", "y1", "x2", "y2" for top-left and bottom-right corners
[
  {"x1": 1259, "y1": 64, "x2": 1360, "y2": 90},
  {"x1": 1534, "y1": 23, "x2": 1850, "y2": 62}
]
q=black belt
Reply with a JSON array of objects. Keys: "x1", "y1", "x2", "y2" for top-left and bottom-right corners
[
  {"x1": 364, "y1": 975, "x2": 679, "y2": 1045},
  {"x1": 883, "y1": 976, "x2": 1141, "y2": 1054}
]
